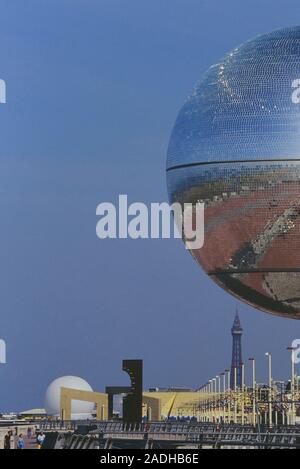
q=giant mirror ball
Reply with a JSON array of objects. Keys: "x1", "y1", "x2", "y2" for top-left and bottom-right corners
[{"x1": 167, "y1": 27, "x2": 300, "y2": 320}]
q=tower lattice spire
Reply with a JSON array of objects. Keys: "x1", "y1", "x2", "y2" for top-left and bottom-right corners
[{"x1": 230, "y1": 309, "x2": 243, "y2": 390}]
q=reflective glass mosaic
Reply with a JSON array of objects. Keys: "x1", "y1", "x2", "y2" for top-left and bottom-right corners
[{"x1": 167, "y1": 27, "x2": 300, "y2": 318}]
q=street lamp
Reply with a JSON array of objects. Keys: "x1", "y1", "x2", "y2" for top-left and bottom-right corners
[
  {"x1": 225, "y1": 369, "x2": 231, "y2": 424},
  {"x1": 265, "y1": 353, "x2": 273, "y2": 428},
  {"x1": 212, "y1": 377, "x2": 217, "y2": 397},
  {"x1": 234, "y1": 366, "x2": 237, "y2": 424},
  {"x1": 203, "y1": 383, "x2": 209, "y2": 422},
  {"x1": 226, "y1": 370, "x2": 230, "y2": 391},
  {"x1": 216, "y1": 376, "x2": 220, "y2": 394},
  {"x1": 221, "y1": 373, "x2": 226, "y2": 393},
  {"x1": 221, "y1": 372, "x2": 226, "y2": 424},
  {"x1": 287, "y1": 347, "x2": 296, "y2": 425},
  {"x1": 241, "y1": 363, "x2": 245, "y2": 425},
  {"x1": 216, "y1": 376, "x2": 221, "y2": 422},
  {"x1": 249, "y1": 358, "x2": 256, "y2": 427},
  {"x1": 213, "y1": 378, "x2": 217, "y2": 421},
  {"x1": 208, "y1": 380, "x2": 213, "y2": 422}
]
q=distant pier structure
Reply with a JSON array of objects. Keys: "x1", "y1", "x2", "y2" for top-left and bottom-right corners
[{"x1": 230, "y1": 311, "x2": 243, "y2": 390}]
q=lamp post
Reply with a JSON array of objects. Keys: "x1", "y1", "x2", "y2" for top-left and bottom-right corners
[
  {"x1": 265, "y1": 353, "x2": 273, "y2": 428},
  {"x1": 234, "y1": 367, "x2": 237, "y2": 424},
  {"x1": 225, "y1": 369, "x2": 231, "y2": 424},
  {"x1": 204, "y1": 383, "x2": 208, "y2": 422},
  {"x1": 249, "y1": 358, "x2": 256, "y2": 427},
  {"x1": 199, "y1": 385, "x2": 204, "y2": 422},
  {"x1": 207, "y1": 383, "x2": 210, "y2": 422},
  {"x1": 208, "y1": 382, "x2": 211, "y2": 421},
  {"x1": 205, "y1": 383, "x2": 209, "y2": 422},
  {"x1": 216, "y1": 375, "x2": 221, "y2": 422},
  {"x1": 287, "y1": 347, "x2": 296, "y2": 426},
  {"x1": 221, "y1": 372, "x2": 226, "y2": 424},
  {"x1": 213, "y1": 378, "x2": 217, "y2": 422},
  {"x1": 226, "y1": 369, "x2": 231, "y2": 391},
  {"x1": 241, "y1": 363, "x2": 245, "y2": 425}
]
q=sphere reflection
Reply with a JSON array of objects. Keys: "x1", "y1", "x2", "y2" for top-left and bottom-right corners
[{"x1": 167, "y1": 27, "x2": 300, "y2": 319}]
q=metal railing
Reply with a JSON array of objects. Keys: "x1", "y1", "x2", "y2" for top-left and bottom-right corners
[{"x1": 37, "y1": 420, "x2": 300, "y2": 449}]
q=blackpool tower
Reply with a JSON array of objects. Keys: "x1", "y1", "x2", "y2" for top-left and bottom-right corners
[{"x1": 230, "y1": 312, "x2": 243, "y2": 390}]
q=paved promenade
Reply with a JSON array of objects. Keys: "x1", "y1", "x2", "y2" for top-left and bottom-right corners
[{"x1": 0, "y1": 424, "x2": 37, "y2": 449}]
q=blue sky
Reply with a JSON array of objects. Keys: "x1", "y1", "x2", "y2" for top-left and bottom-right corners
[{"x1": 0, "y1": 0, "x2": 300, "y2": 411}]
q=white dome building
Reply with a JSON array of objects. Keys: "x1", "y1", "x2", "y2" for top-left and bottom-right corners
[{"x1": 45, "y1": 376, "x2": 94, "y2": 420}]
